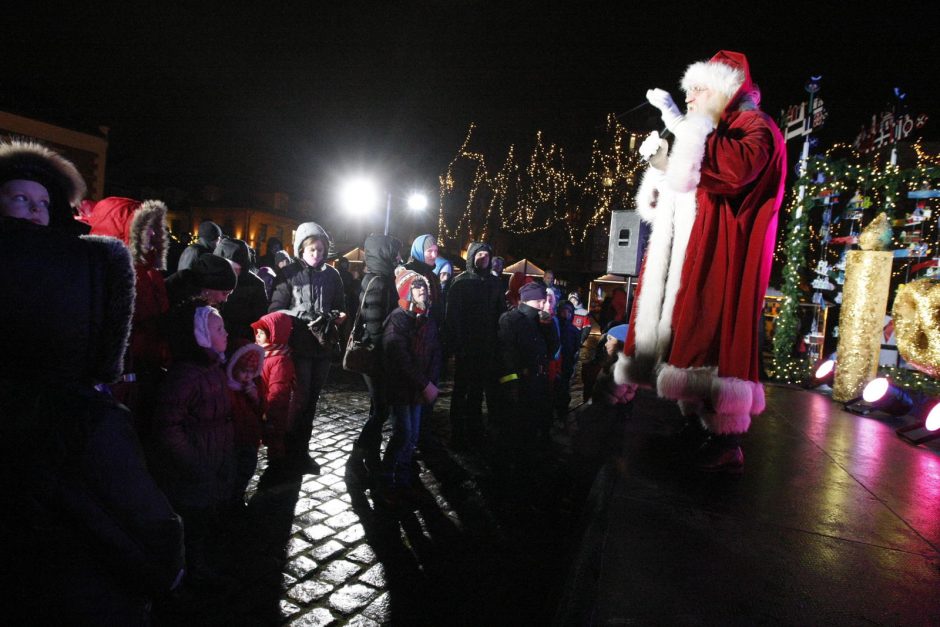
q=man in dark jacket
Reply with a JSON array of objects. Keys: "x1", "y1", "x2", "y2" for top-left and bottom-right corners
[
  {"x1": 177, "y1": 219, "x2": 222, "y2": 271},
  {"x1": 445, "y1": 241, "x2": 505, "y2": 449},
  {"x1": 215, "y1": 236, "x2": 270, "y2": 341},
  {"x1": 269, "y1": 221, "x2": 346, "y2": 473},
  {"x1": 0, "y1": 219, "x2": 185, "y2": 623},
  {"x1": 350, "y1": 234, "x2": 402, "y2": 474},
  {"x1": 257, "y1": 236, "x2": 283, "y2": 270},
  {"x1": 497, "y1": 282, "x2": 560, "y2": 468}
]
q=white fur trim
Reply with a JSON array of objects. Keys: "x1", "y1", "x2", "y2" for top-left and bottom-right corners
[
  {"x1": 665, "y1": 114, "x2": 713, "y2": 194},
  {"x1": 681, "y1": 61, "x2": 744, "y2": 100},
  {"x1": 657, "y1": 364, "x2": 716, "y2": 402},
  {"x1": 750, "y1": 381, "x2": 766, "y2": 415},
  {"x1": 702, "y1": 411, "x2": 751, "y2": 435},
  {"x1": 711, "y1": 377, "x2": 754, "y2": 416},
  {"x1": 635, "y1": 167, "x2": 665, "y2": 223},
  {"x1": 129, "y1": 199, "x2": 168, "y2": 270},
  {"x1": 613, "y1": 351, "x2": 631, "y2": 385},
  {"x1": 630, "y1": 178, "x2": 697, "y2": 377}
]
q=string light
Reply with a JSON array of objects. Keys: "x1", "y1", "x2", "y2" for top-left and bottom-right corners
[
  {"x1": 437, "y1": 115, "x2": 644, "y2": 249},
  {"x1": 771, "y1": 146, "x2": 940, "y2": 384}
]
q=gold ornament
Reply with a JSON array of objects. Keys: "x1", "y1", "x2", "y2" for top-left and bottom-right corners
[
  {"x1": 833, "y1": 250, "x2": 894, "y2": 402},
  {"x1": 892, "y1": 278, "x2": 940, "y2": 378},
  {"x1": 858, "y1": 212, "x2": 893, "y2": 251}
]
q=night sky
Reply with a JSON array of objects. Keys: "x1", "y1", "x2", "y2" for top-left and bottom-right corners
[{"x1": 5, "y1": 2, "x2": 939, "y2": 212}]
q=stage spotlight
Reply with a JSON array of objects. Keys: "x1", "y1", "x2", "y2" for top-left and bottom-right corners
[
  {"x1": 862, "y1": 378, "x2": 915, "y2": 416},
  {"x1": 806, "y1": 358, "x2": 836, "y2": 388},
  {"x1": 896, "y1": 400, "x2": 940, "y2": 445}
]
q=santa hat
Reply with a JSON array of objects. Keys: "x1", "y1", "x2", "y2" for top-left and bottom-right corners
[
  {"x1": 680, "y1": 50, "x2": 753, "y2": 105},
  {"x1": 0, "y1": 139, "x2": 86, "y2": 229},
  {"x1": 395, "y1": 269, "x2": 429, "y2": 311}
]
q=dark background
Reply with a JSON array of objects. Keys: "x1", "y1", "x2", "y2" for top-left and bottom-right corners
[{"x1": 4, "y1": 2, "x2": 938, "y2": 210}]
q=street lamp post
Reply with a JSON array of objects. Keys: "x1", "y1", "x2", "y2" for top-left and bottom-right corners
[{"x1": 340, "y1": 176, "x2": 428, "y2": 238}]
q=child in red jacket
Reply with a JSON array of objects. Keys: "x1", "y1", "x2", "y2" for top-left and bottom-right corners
[
  {"x1": 250, "y1": 312, "x2": 296, "y2": 474},
  {"x1": 226, "y1": 341, "x2": 266, "y2": 509}
]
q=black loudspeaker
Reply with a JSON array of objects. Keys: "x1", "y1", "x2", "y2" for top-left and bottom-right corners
[{"x1": 606, "y1": 210, "x2": 649, "y2": 276}]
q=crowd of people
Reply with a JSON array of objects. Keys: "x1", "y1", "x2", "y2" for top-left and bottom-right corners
[
  {"x1": 0, "y1": 138, "x2": 627, "y2": 619},
  {"x1": 0, "y1": 49, "x2": 784, "y2": 622}
]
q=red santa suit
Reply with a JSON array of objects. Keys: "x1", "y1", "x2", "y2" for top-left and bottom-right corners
[{"x1": 616, "y1": 51, "x2": 786, "y2": 435}]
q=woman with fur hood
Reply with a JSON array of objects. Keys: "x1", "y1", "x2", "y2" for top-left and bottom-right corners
[
  {"x1": 616, "y1": 51, "x2": 786, "y2": 472},
  {"x1": 88, "y1": 196, "x2": 172, "y2": 432},
  {"x1": 0, "y1": 139, "x2": 86, "y2": 232},
  {"x1": 0, "y1": 217, "x2": 184, "y2": 623}
]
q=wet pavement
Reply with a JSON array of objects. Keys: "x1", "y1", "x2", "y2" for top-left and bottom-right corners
[
  {"x1": 153, "y1": 367, "x2": 589, "y2": 626},
  {"x1": 151, "y1": 366, "x2": 940, "y2": 626},
  {"x1": 558, "y1": 384, "x2": 940, "y2": 626}
]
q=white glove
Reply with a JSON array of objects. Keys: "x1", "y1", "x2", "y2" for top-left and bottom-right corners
[
  {"x1": 639, "y1": 131, "x2": 663, "y2": 160},
  {"x1": 646, "y1": 88, "x2": 684, "y2": 131},
  {"x1": 639, "y1": 132, "x2": 669, "y2": 170}
]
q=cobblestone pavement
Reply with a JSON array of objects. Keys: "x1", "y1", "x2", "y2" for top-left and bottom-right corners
[{"x1": 153, "y1": 365, "x2": 595, "y2": 626}]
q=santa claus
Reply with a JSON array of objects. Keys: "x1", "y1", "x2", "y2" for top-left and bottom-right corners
[{"x1": 615, "y1": 51, "x2": 787, "y2": 471}]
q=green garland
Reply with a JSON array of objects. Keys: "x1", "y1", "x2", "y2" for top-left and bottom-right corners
[
  {"x1": 770, "y1": 154, "x2": 940, "y2": 385},
  {"x1": 771, "y1": 177, "x2": 815, "y2": 383}
]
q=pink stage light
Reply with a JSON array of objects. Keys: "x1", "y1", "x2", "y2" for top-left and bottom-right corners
[
  {"x1": 862, "y1": 378, "x2": 889, "y2": 403},
  {"x1": 925, "y1": 403, "x2": 940, "y2": 432},
  {"x1": 862, "y1": 378, "x2": 914, "y2": 416}
]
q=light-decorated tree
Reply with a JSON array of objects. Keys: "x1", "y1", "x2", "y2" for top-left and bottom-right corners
[{"x1": 770, "y1": 140, "x2": 940, "y2": 383}]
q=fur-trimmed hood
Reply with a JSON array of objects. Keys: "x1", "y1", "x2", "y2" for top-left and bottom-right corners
[
  {"x1": 0, "y1": 219, "x2": 134, "y2": 384},
  {"x1": 87, "y1": 197, "x2": 169, "y2": 270},
  {"x1": 0, "y1": 140, "x2": 87, "y2": 230}
]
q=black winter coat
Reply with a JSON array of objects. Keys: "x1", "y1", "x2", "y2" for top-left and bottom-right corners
[
  {"x1": 177, "y1": 239, "x2": 213, "y2": 271},
  {"x1": 0, "y1": 383, "x2": 185, "y2": 623},
  {"x1": 359, "y1": 273, "x2": 398, "y2": 347},
  {"x1": 219, "y1": 269, "x2": 269, "y2": 341},
  {"x1": 382, "y1": 308, "x2": 442, "y2": 405},
  {"x1": 151, "y1": 360, "x2": 234, "y2": 510},
  {"x1": 359, "y1": 233, "x2": 402, "y2": 348},
  {"x1": 497, "y1": 303, "x2": 560, "y2": 400},
  {"x1": 270, "y1": 260, "x2": 346, "y2": 357},
  {"x1": 445, "y1": 242, "x2": 505, "y2": 358}
]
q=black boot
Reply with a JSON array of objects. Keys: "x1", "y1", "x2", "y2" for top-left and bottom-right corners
[{"x1": 695, "y1": 433, "x2": 744, "y2": 473}]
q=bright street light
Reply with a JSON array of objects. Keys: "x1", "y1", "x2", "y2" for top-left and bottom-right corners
[
  {"x1": 407, "y1": 192, "x2": 428, "y2": 212},
  {"x1": 339, "y1": 176, "x2": 428, "y2": 236},
  {"x1": 339, "y1": 177, "x2": 380, "y2": 216}
]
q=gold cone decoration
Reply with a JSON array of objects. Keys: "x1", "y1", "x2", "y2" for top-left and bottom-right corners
[
  {"x1": 858, "y1": 212, "x2": 893, "y2": 251},
  {"x1": 892, "y1": 278, "x2": 940, "y2": 378},
  {"x1": 833, "y1": 250, "x2": 894, "y2": 402}
]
